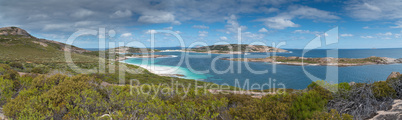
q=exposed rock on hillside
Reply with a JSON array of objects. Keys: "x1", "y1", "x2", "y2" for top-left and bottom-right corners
[
  {"x1": 0, "y1": 27, "x2": 89, "y2": 54},
  {"x1": 0, "y1": 27, "x2": 32, "y2": 37},
  {"x1": 387, "y1": 72, "x2": 401, "y2": 80}
]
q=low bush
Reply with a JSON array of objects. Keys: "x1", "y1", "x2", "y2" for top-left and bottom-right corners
[
  {"x1": 9, "y1": 62, "x2": 24, "y2": 70},
  {"x1": 312, "y1": 109, "x2": 353, "y2": 120},
  {"x1": 31, "y1": 66, "x2": 47, "y2": 74},
  {"x1": 307, "y1": 80, "x2": 334, "y2": 100},
  {"x1": 288, "y1": 91, "x2": 328, "y2": 119},
  {"x1": 0, "y1": 64, "x2": 19, "y2": 80},
  {"x1": 371, "y1": 81, "x2": 396, "y2": 99},
  {"x1": 0, "y1": 77, "x2": 14, "y2": 105}
]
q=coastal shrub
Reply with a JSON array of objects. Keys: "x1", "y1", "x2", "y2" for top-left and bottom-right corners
[
  {"x1": 9, "y1": 62, "x2": 24, "y2": 70},
  {"x1": 338, "y1": 82, "x2": 351, "y2": 91},
  {"x1": 229, "y1": 94, "x2": 296, "y2": 119},
  {"x1": 371, "y1": 81, "x2": 396, "y2": 99},
  {"x1": 0, "y1": 64, "x2": 19, "y2": 80},
  {"x1": 0, "y1": 77, "x2": 14, "y2": 105},
  {"x1": 307, "y1": 80, "x2": 333, "y2": 100},
  {"x1": 288, "y1": 91, "x2": 328, "y2": 119},
  {"x1": 31, "y1": 66, "x2": 47, "y2": 74},
  {"x1": 312, "y1": 109, "x2": 353, "y2": 120}
]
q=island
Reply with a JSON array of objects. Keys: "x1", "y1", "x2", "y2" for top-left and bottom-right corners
[
  {"x1": 221, "y1": 56, "x2": 402, "y2": 66},
  {"x1": 188, "y1": 44, "x2": 288, "y2": 54},
  {"x1": 109, "y1": 46, "x2": 160, "y2": 53}
]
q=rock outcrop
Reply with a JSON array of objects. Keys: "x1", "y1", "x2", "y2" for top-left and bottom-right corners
[
  {"x1": 370, "y1": 99, "x2": 402, "y2": 120},
  {"x1": 0, "y1": 27, "x2": 32, "y2": 37},
  {"x1": 387, "y1": 72, "x2": 401, "y2": 80},
  {"x1": 0, "y1": 26, "x2": 90, "y2": 54}
]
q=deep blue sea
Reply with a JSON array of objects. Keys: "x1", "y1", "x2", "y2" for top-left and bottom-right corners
[{"x1": 92, "y1": 47, "x2": 402, "y2": 90}]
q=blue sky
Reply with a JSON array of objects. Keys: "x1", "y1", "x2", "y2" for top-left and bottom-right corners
[{"x1": 0, "y1": 0, "x2": 401, "y2": 49}]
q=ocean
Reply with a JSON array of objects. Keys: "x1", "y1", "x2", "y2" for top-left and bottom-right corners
[{"x1": 118, "y1": 48, "x2": 402, "y2": 90}]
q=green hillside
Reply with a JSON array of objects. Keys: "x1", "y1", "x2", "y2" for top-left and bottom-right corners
[{"x1": 0, "y1": 33, "x2": 96, "y2": 64}]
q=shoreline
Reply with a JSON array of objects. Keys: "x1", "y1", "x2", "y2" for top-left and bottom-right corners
[{"x1": 119, "y1": 60, "x2": 189, "y2": 79}]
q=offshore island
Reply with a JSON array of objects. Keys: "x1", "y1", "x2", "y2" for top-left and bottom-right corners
[{"x1": 221, "y1": 56, "x2": 402, "y2": 66}]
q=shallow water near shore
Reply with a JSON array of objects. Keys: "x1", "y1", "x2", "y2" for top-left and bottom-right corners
[{"x1": 123, "y1": 48, "x2": 402, "y2": 89}]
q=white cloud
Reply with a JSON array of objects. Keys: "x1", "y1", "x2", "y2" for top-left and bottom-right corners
[
  {"x1": 377, "y1": 32, "x2": 392, "y2": 36},
  {"x1": 220, "y1": 36, "x2": 228, "y2": 40},
  {"x1": 258, "y1": 28, "x2": 269, "y2": 32},
  {"x1": 257, "y1": 5, "x2": 338, "y2": 29},
  {"x1": 74, "y1": 21, "x2": 100, "y2": 27},
  {"x1": 225, "y1": 14, "x2": 247, "y2": 34},
  {"x1": 138, "y1": 11, "x2": 176, "y2": 24},
  {"x1": 391, "y1": 21, "x2": 402, "y2": 28},
  {"x1": 175, "y1": 31, "x2": 181, "y2": 34},
  {"x1": 172, "y1": 21, "x2": 181, "y2": 25},
  {"x1": 259, "y1": 17, "x2": 299, "y2": 29},
  {"x1": 193, "y1": 25, "x2": 209, "y2": 29},
  {"x1": 71, "y1": 9, "x2": 94, "y2": 18},
  {"x1": 121, "y1": 33, "x2": 132, "y2": 37},
  {"x1": 363, "y1": 26, "x2": 369, "y2": 29},
  {"x1": 145, "y1": 29, "x2": 157, "y2": 34},
  {"x1": 198, "y1": 31, "x2": 208, "y2": 37},
  {"x1": 27, "y1": 14, "x2": 48, "y2": 20},
  {"x1": 110, "y1": 10, "x2": 132, "y2": 18},
  {"x1": 361, "y1": 36, "x2": 374, "y2": 39},
  {"x1": 43, "y1": 24, "x2": 71, "y2": 31},
  {"x1": 243, "y1": 32, "x2": 264, "y2": 40},
  {"x1": 163, "y1": 26, "x2": 173, "y2": 30},
  {"x1": 346, "y1": 0, "x2": 402, "y2": 20},
  {"x1": 382, "y1": 37, "x2": 392, "y2": 39},
  {"x1": 293, "y1": 30, "x2": 320, "y2": 34},
  {"x1": 340, "y1": 34, "x2": 354, "y2": 37}
]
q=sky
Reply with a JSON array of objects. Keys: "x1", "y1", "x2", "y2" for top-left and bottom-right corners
[{"x1": 0, "y1": 0, "x2": 402, "y2": 49}]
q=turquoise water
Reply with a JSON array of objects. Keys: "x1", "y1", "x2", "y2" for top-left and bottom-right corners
[
  {"x1": 123, "y1": 48, "x2": 402, "y2": 89},
  {"x1": 123, "y1": 58, "x2": 209, "y2": 80}
]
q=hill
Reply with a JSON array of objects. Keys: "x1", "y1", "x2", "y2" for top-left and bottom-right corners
[
  {"x1": 189, "y1": 44, "x2": 288, "y2": 54},
  {"x1": 0, "y1": 27, "x2": 94, "y2": 64}
]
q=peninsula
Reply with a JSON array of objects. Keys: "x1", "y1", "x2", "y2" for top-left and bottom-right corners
[
  {"x1": 188, "y1": 44, "x2": 288, "y2": 54},
  {"x1": 221, "y1": 56, "x2": 402, "y2": 66}
]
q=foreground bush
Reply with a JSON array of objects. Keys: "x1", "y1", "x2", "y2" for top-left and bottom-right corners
[
  {"x1": 312, "y1": 109, "x2": 353, "y2": 120},
  {"x1": 0, "y1": 64, "x2": 19, "y2": 80},
  {"x1": 0, "y1": 77, "x2": 14, "y2": 105},
  {"x1": 228, "y1": 94, "x2": 296, "y2": 119},
  {"x1": 371, "y1": 81, "x2": 396, "y2": 99},
  {"x1": 9, "y1": 62, "x2": 24, "y2": 70},
  {"x1": 289, "y1": 91, "x2": 328, "y2": 119}
]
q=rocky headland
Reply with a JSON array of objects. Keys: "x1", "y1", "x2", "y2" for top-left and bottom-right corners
[{"x1": 188, "y1": 44, "x2": 288, "y2": 54}]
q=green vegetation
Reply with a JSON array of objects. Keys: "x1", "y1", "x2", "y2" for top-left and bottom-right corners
[
  {"x1": 289, "y1": 91, "x2": 328, "y2": 119},
  {"x1": 372, "y1": 81, "x2": 396, "y2": 99}
]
